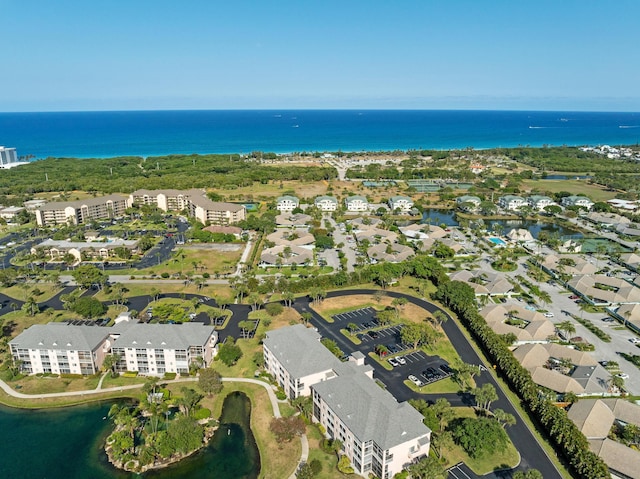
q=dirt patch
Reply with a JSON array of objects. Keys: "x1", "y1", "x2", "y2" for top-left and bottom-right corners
[
  {"x1": 183, "y1": 244, "x2": 243, "y2": 251},
  {"x1": 314, "y1": 293, "x2": 432, "y2": 322}
]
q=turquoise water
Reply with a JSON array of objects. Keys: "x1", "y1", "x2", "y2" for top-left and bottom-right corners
[
  {"x1": 1, "y1": 110, "x2": 640, "y2": 158},
  {"x1": 0, "y1": 392, "x2": 259, "y2": 478},
  {"x1": 488, "y1": 237, "x2": 507, "y2": 246}
]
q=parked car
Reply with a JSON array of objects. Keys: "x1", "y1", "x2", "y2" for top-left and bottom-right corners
[
  {"x1": 368, "y1": 331, "x2": 379, "y2": 339},
  {"x1": 408, "y1": 375, "x2": 423, "y2": 387},
  {"x1": 629, "y1": 338, "x2": 640, "y2": 344},
  {"x1": 388, "y1": 358, "x2": 399, "y2": 367},
  {"x1": 396, "y1": 356, "x2": 406, "y2": 365},
  {"x1": 543, "y1": 312, "x2": 554, "y2": 318},
  {"x1": 569, "y1": 295, "x2": 579, "y2": 300},
  {"x1": 601, "y1": 317, "x2": 615, "y2": 323},
  {"x1": 616, "y1": 373, "x2": 630, "y2": 379}
]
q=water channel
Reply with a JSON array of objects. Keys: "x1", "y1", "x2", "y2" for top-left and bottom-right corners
[{"x1": 0, "y1": 391, "x2": 259, "y2": 478}]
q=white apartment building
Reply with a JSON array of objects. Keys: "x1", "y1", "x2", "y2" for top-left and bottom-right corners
[
  {"x1": 0, "y1": 146, "x2": 19, "y2": 168},
  {"x1": 388, "y1": 196, "x2": 414, "y2": 213},
  {"x1": 276, "y1": 195, "x2": 299, "y2": 212},
  {"x1": 345, "y1": 195, "x2": 369, "y2": 212},
  {"x1": 561, "y1": 195, "x2": 594, "y2": 210},
  {"x1": 314, "y1": 195, "x2": 338, "y2": 212},
  {"x1": 263, "y1": 325, "x2": 431, "y2": 478},
  {"x1": 9, "y1": 324, "x2": 111, "y2": 375},
  {"x1": 35, "y1": 195, "x2": 129, "y2": 226},
  {"x1": 528, "y1": 195, "x2": 555, "y2": 211},
  {"x1": 498, "y1": 195, "x2": 526, "y2": 211},
  {"x1": 129, "y1": 188, "x2": 201, "y2": 212},
  {"x1": 312, "y1": 374, "x2": 431, "y2": 479},
  {"x1": 111, "y1": 323, "x2": 217, "y2": 375}
]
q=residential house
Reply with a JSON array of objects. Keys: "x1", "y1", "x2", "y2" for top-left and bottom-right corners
[
  {"x1": 367, "y1": 243, "x2": 415, "y2": 263},
  {"x1": 568, "y1": 274, "x2": 640, "y2": 305},
  {"x1": 275, "y1": 213, "x2": 312, "y2": 228},
  {"x1": 456, "y1": 195, "x2": 482, "y2": 211},
  {"x1": 31, "y1": 238, "x2": 139, "y2": 263},
  {"x1": 260, "y1": 244, "x2": 313, "y2": 267},
  {"x1": 345, "y1": 195, "x2": 369, "y2": 212},
  {"x1": 569, "y1": 399, "x2": 640, "y2": 479},
  {"x1": 0, "y1": 206, "x2": 25, "y2": 220},
  {"x1": 276, "y1": 195, "x2": 299, "y2": 213}
]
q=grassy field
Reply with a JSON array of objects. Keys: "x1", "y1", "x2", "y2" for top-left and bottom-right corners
[
  {"x1": 2, "y1": 283, "x2": 63, "y2": 302},
  {"x1": 521, "y1": 178, "x2": 616, "y2": 202},
  {"x1": 129, "y1": 245, "x2": 244, "y2": 277}
]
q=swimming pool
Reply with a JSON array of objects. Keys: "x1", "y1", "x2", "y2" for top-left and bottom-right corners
[{"x1": 488, "y1": 237, "x2": 507, "y2": 246}]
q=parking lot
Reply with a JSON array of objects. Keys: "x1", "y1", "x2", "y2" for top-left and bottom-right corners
[{"x1": 332, "y1": 307, "x2": 376, "y2": 323}]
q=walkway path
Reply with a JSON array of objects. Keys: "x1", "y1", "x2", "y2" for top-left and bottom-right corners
[{"x1": 0, "y1": 374, "x2": 308, "y2": 477}]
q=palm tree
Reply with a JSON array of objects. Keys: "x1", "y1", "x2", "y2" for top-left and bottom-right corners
[{"x1": 557, "y1": 320, "x2": 576, "y2": 340}]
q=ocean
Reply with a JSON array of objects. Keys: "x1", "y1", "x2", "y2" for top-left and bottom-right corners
[{"x1": 1, "y1": 110, "x2": 640, "y2": 159}]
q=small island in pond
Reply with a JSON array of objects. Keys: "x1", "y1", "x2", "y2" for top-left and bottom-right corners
[{"x1": 105, "y1": 377, "x2": 219, "y2": 473}]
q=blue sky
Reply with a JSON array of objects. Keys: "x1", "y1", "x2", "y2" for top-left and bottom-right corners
[{"x1": 1, "y1": 0, "x2": 639, "y2": 111}]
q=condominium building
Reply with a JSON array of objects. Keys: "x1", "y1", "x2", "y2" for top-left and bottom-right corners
[
  {"x1": 35, "y1": 194, "x2": 129, "y2": 226},
  {"x1": 9, "y1": 324, "x2": 111, "y2": 375},
  {"x1": 129, "y1": 188, "x2": 201, "y2": 211},
  {"x1": 263, "y1": 325, "x2": 431, "y2": 478},
  {"x1": 312, "y1": 373, "x2": 431, "y2": 479},
  {"x1": 314, "y1": 195, "x2": 338, "y2": 212},
  {"x1": 276, "y1": 195, "x2": 299, "y2": 212},
  {"x1": 498, "y1": 195, "x2": 526, "y2": 211},
  {"x1": 110, "y1": 323, "x2": 217, "y2": 375},
  {"x1": 345, "y1": 195, "x2": 369, "y2": 212},
  {"x1": 388, "y1": 196, "x2": 414, "y2": 213},
  {"x1": 129, "y1": 189, "x2": 246, "y2": 225},
  {"x1": 528, "y1": 195, "x2": 555, "y2": 211},
  {"x1": 0, "y1": 146, "x2": 19, "y2": 168},
  {"x1": 561, "y1": 196, "x2": 594, "y2": 210}
]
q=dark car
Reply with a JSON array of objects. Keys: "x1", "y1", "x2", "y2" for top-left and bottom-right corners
[{"x1": 368, "y1": 331, "x2": 379, "y2": 339}]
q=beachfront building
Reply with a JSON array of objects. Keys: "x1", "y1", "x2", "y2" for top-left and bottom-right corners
[
  {"x1": 276, "y1": 195, "x2": 299, "y2": 212},
  {"x1": 263, "y1": 325, "x2": 431, "y2": 478},
  {"x1": 498, "y1": 195, "x2": 526, "y2": 211},
  {"x1": 314, "y1": 195, "x2": 338, "y2": 212},
  {"x1": 9, "y1": 324, "x2": 111, "y2": 375},
  {"x1": 110, "y1": 323, "x2": 218, "y2": 375},
  {"x1": 345, "y1": 195, "x2": 369, "y2": 212},
  {"x1": 388, "y1": 196, "x2": 414, "y2": 213},
  {"x1": 528, "y1": 195, "x2": 555, "y2": 211},
  {"x1": 35, "y1": 194, "x2": 129, "y2": 227},
  {"x1": 561, "y1": 196, "x2": 594, "y2": 210},
  {"x1": 456, "y1": 195, "x2": 482, "y2": 211},
  {"x1": 0, "y1": 146, "x2": 19, "y2": 168}
]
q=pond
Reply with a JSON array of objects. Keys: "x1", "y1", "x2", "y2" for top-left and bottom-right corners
[
  {"x1": 0, "y1": 391, "x2": 260, "y2": 479},
  {"x1": 421, "y1": 209, "x2": 458, "y2": 226}
]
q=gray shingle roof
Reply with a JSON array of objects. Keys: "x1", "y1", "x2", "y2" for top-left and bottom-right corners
[
  {"x1": 112, "y1": 323, "x2": 216, "y2": 350},
  {"x1": 312, "y1": 372, "x2": 431, "y2": 450},
  {"x1": 9, "y1": 324, "x2": 110, "y2": 352},
  {"x1": 264, "y1": 324, "x2": 341, "y2": 378}
]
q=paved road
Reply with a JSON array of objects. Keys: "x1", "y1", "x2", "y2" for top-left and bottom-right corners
[{"x1": 295, "y1": 290, "x2": 562, "y2": 479}]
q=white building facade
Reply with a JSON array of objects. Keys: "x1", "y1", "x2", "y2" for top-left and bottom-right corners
[
  {"x1": 388, "y1": 196, "x2": 414, "y2": 213},
  {"x1": 498, "y1": 195, "x2": 526, "y2": 211},
  {"x1": 345, "y1": 195, "x2": 369, "y2": 212},
  {"x1": 276, "y1": 195, "x2": 299, "y2": 212},
  {"x1": 314, "y1": 196, "x2": 338, "y2": 212}
]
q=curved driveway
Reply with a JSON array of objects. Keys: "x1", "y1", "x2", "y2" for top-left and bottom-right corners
[{"x1": 295, "y1": 289, "x2": 563, "y2": 479}]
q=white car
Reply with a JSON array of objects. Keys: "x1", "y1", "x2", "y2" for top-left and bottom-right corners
[
  {"x1": 543, "y1": 312, "x2": 554, "y2": 318},
  {"x1": 396, "y1": 356, "x2": 407, "y2": 365},
  {"x1": 616, "y1": 373, "x2": 630, "y2": 380},
  {"x1": 408, "y1": 375, "x2": 423, "y2": 387},
  {"x1": 388, "y1": 358, "x2": 399, "y2": 367},
  {"x1": 629, "y1": 338, "x2": 640, "y2": 344}
]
